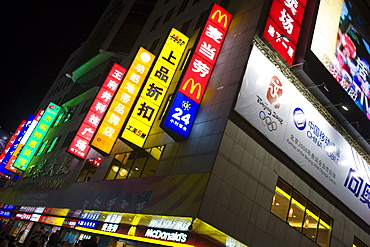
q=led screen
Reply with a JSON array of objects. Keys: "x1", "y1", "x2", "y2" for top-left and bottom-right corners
[{"x1": 311, "y1": 0, "x2": 370, "y2": 120}]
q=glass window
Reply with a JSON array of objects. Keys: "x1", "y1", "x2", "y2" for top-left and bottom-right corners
[
  {"x1": 271, "y1": 178, "x2": 332, "y2": 247},
  {"x1": 302, "y1": 202, "x2": 320, "y2": 241},
  {"x1": 163, "y1": 8, "x2": 175, "y2": 23},
  {"x1": 287, "y1": 191, "x2": 306, "y2": 232},
  {"x1": 271, "y1": 179, "x2": 292, "y2": 221},
  {"x1": 77, "y1": 161, "x2": 98, "y2": 182},
  {"x1": 47, "y1": 136, "x2": 60, "y2": 153},
  {"x1": 353, "y1": 237, "x2": 368, "y2": 247},
  {"x1": 105, "y1": 147, "x2": 163, "y2": 180},
  {"x1": 317, "y1": 212, "x2": 332, "y2": 247},
  {"x1": 150, "y1": 16, "x2": 161, "y2": 32}
]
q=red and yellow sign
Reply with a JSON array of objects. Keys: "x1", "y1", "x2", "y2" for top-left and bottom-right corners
[
  {"x1": 162, "y1": 3, "x2": 232, "y2": 139},
  {"x1": 68, "y1": 63, "x2": 126, "y2": 159},
  {"x1": 91, "y1": 48, "x2": 155, "y2": 154},
  {"x1": 121, "y1": 28, "x2": 189, "y2": 147}
]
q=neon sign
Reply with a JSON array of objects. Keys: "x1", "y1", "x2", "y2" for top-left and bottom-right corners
[
  {"x1": 121, "y1": 28, "x2": 189, "y2": 147},
  {"x1": 68, "y1": 63, "x2": 126, "y2": 159},
  {"x1": 91, "y1": 48, "x2": 155, "y2": 154},
  {"x1": 13, "y1": 102, "x2": 61, "y2": 171},
  {"x1": 262, "y1": 0, "x2": 307, "y2": 65},
  {"x1": 162, "y1": 3, "x2": 232, "y2": 139}
]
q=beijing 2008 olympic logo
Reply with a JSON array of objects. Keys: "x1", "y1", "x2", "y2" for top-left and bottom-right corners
[{"x1": 259, "y1": 111, "x2": 277, "y2": 131}]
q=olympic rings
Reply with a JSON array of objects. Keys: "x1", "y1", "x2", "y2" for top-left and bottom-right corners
[{"x1": 259, "y1": 111, "x2": 277, "y2": 131}]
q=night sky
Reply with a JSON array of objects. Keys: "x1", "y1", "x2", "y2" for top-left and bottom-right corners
[{"x1": 1, "y1": 1, "x2": 110, "y2": 134}]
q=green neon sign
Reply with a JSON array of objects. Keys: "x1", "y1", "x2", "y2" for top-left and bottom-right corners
[{"x1": 13, "y1": 102, "x2": 61, "y2": 171}]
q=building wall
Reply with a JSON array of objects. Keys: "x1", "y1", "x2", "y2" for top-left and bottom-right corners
[{"x1": 199, "y1": 120, "x2": 370, "y2": 246}]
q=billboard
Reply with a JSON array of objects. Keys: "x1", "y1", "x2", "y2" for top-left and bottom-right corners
[
  {"x1": 162, "y1": 3, "x2": 232, "y2": 139},
  {"x1": 13, "y1": 103, "x2": 61, "y2": 171},
  {"x1": 68, "y1": 63, "x2": 126, "y2": 159},
  {"x1": 91, "y1": 48, "x2": 155, "y2": 154},
  {"x1": 262, "y1": 0, "x2": 307, "y2": 65},
  {"x1": 121, "y1": 28, "x2": 189, "y2": 148},
  {"x1": 311, "y1": 0, "x2": 370, "y2": 120},
  {"x1": 235, "y1": 45, "x2": 370, "y2": 224}
]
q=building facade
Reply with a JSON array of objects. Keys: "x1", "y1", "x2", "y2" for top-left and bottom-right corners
[{"x1": 0, "y1": 0, "x2": 369, "y2": 247}]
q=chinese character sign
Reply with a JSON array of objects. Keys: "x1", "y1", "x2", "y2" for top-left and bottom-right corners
[
  {"x1": 121, "y1": 28, "x2": 189, "y2": 148},
  {"x1": 13, "y1": 103, "x2": 61, "y2": 171},
  {"x1": 262, "y1": 0, "x2": 307, "y2": 65},
  {"x1": 0, "y1": 120, "x2": 26, "y2": 164},
  {"x1": 68, "y1": 63, "x2": 126, "y2": 159},
  {"x1": 162, "y1": 3, "x2": 232, "y2": 139},
  {"x1": 5, "y1": 109, "x2": 44, "y2": 173},
  {"x1": 1, "y1": 115, "x2": 35, "y2": 172},
  {"x1": 91, "y1": 48, "x2": 155, "y2": 154}
]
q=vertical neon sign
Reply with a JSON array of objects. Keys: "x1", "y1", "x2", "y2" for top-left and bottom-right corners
[
  {"x1": 91, "y1": 48, "x2": 155, "y2": 154},
  {"x1": 68, "y1": 63, "x2": 126, "y2": 159},
  {"x1": 13, "y1": 103, "x2": 61, "y2": 171},
  {"x1": 121, "y1": 28, "x2": 189, "y2": 148},
  {"x1": 161, "y1": 3, "x2": 232, "y2": 139}
]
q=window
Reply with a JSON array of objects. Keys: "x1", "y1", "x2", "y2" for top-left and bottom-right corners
[
  {"x1": 163, "y1": 8, "x2": 175, "y2": 23},
  {"x1": 77, "y1": 158, "x2": 101, "y2": 182},
  {"x1": 194, "y1": 10, "x2": 209, "y2": 30},
  {"x1": 271, "y1": 178, "x2": 332, "y2": 247},
  {"x1": 177, "y1": 0, "x2": 189, "y2": 15},
  {"x1": 105, "y1": 146, "x2": 164, "y2": 180},
  {"x1": 36, "y1": 140, "x2": 49, "y2": 156},
  {"x1": 353, "y1": 237, "x2": 368, "y2": 247},
  {"x1": 47, "y1": 136, "x2": 60, "y2": 153},
  {"x1": 180, "y1": 19, "x2": 192, "y2": 34},
  {"x1": 150, "y1": 38, "x2": 160, "y2": 53},
  {"x1": 192, "y1": 0, "x2": 201, "y2": 5},
  {"x1": 150, "y1": 16, "x2": 161, "y2": 32}
]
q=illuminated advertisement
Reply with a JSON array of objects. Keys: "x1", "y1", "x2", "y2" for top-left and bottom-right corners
[
  {"x1": 68, "y1": 63, "x2": 126, "y2": 159},
  {"x1": 0, "y1": 120, "x2": 25, "y2": 173},
  {"x1": 162, "y1": 3, "x2": 232, "y2": 139},
  {"x1": 121, "y1": 28, "x2": 189, "y2": 147},
  {"x1": 262, "y1": 0, "x2": 307, "y2": 65},
  {"x1": 5, "y1": 109, "x2": 44, "y2": 173},
  {"x1": 0, "y1": 210, "x2": 12, "y2": 217},
  {"x1": 0, "y1": 115, "x2": 34, "y2": 171},
  {"x1": 311, "y1": 0, "x2": 370, "y2": 119},
  {"x1": 91, "y1": 48, "x2": 155, "y2": 154},
  {"x1": 235, "y1": 45, "x2": 370, "y2": 224},
  {"x1": 13, "y1": 102, "x2": 61, "y2": 171}
]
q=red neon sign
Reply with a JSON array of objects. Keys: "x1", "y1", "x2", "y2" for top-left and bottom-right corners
[
  {"x1": 68, "y1": 63, "x2": 126, "y2": 159},
  {"x1": 262, "y1": 0, "x2": 306, "y2": 65},
  {"x1": 178, "y1": 4, "x2": 231, "y2": 103}
]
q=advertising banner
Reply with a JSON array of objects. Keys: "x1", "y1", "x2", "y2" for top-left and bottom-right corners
[{"x1": 235, "y1": 45, "x2": 370, "y2": 224}]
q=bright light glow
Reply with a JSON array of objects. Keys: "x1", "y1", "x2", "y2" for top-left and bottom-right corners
[
  {"x1": 341, "y1": 105, "x2": 348, "y2": 111},
  {"x1": 325, "y1": 145, "x2": 336, "y2": 152},
  {"x1": 141, "y1": 52, "x2": 152, "y2": 63}
]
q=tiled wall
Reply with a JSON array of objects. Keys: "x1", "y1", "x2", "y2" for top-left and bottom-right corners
[{"x1": 198, "y1": 120, "x2": 369, "y2": 247}]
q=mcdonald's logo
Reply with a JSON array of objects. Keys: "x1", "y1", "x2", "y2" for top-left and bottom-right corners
[
  {"x1": 181, "y1": 78, "x2": 202, "y2": 100},
  {"x1": 211, "y1": 9, "x2": 229, "y2": 28}
]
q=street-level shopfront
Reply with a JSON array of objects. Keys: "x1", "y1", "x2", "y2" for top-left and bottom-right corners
[{"x1": 5, "y1": 205, "x2": 246, "y2": 247}]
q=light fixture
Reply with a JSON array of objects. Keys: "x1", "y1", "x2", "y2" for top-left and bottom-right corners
[
  {"x1": 272, "y1": 195, "x2": 276, "y2": 205},
  {"x1": 266, "y1": 34, "x2": 290, "y2": 44},
  {"x1": 324, "y1": 102, "x2": 348, "y2": 111},
  {"x1": 306, "y1": 82, "x2": 329, "y2": 92},
  {"x1": 288, "y1": 207, "x2": 294, "y2": 217},
  {"x1": 304, "y1": 219, "x2": 310, "y2": 229}
]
